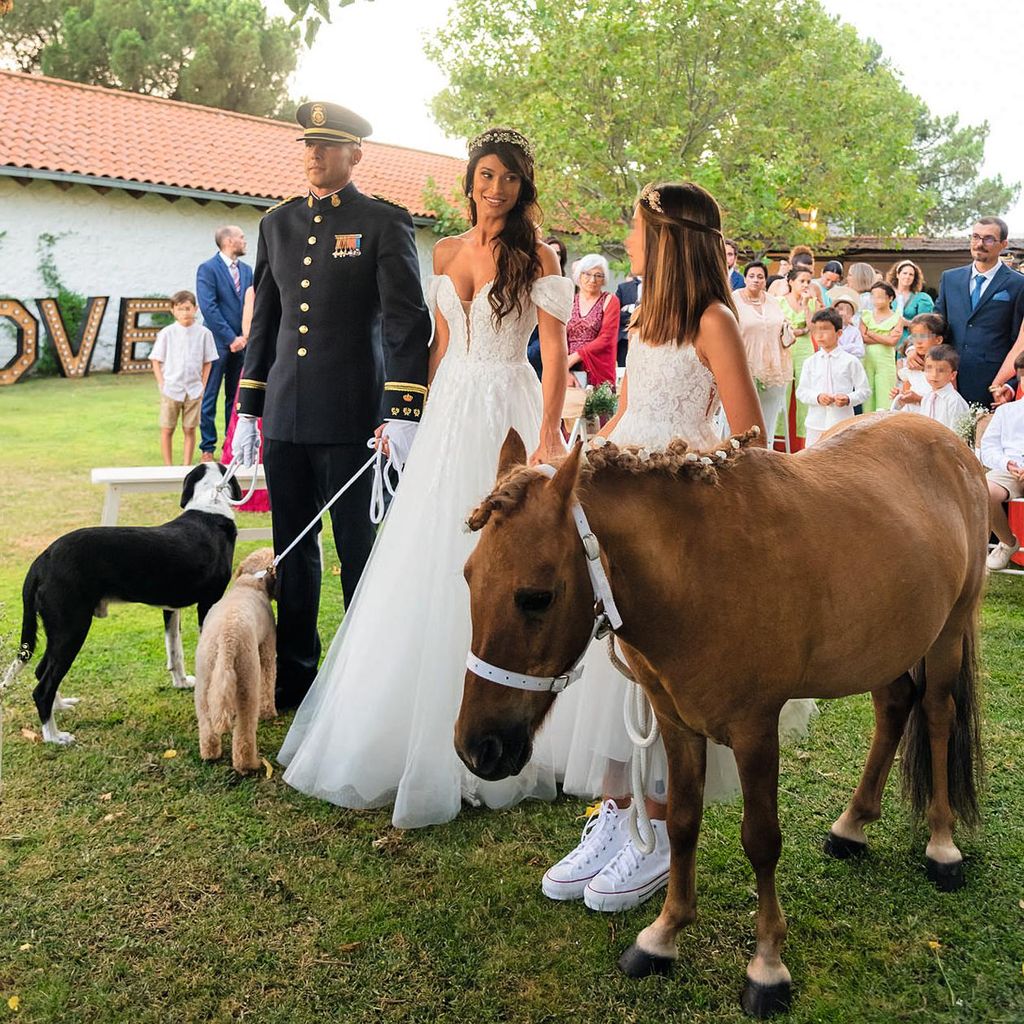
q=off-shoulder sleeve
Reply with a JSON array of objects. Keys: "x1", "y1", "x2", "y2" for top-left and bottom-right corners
[
  {"x1": 426, "y1": 275, "x2": 443, "y2": 312},
  {"x1": 531, "y1": 275, "x2": 574, "y2": 323}
]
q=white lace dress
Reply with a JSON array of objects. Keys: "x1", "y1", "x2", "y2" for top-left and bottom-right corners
[
  {"x1": 547, "y1": 334, "x2": 818, "y2": 802},
  {"x1": 278, "y1": 274, "x2": 574, "y2": 828}
]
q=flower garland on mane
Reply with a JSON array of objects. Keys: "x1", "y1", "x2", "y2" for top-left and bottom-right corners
[{"x1": 466, "y1": 427, "x2": 762, "y2": 532}]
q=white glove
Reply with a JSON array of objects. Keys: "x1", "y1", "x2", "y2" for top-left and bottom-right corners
[
  {"x1": 380, "y1": 419, "x2": 418, "y2": 468},
  {"x1": 234, "y1": 415, "x2": 260, "y2": 467}
]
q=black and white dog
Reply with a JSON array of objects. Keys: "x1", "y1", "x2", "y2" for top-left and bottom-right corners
[{"x1": 3, "y1": 463, "x2": 242, "y2": 744}]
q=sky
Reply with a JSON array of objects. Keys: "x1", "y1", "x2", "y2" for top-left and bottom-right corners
[{"x1": 272, "y1": 0, "x2": 1024, "y2": 230}]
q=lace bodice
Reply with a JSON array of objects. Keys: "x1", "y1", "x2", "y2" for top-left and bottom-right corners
[
  {"x1": 428, "y1": 275, "x2": 574, "y2": 365},
  {"x1": 614, "y1": 333, "x2": 721, "y2": 449}
]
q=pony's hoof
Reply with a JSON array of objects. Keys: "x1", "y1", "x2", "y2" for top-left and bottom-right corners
[
  {"x1": 617, "y1": 943, "x2": 674, "y2": 979},
  {"x1": 926, "y1": 857, "x2": 965, "y2": 892},
  {"x1": 741, "y1": 978, "x2": 792, "y2": 1018},
  {"x1": 823, "y1": 831, "x2": 866, "y2": 860}
]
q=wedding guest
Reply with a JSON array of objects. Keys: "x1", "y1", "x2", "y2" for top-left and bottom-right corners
[
  {"x1": 886, "y1": 259, "x2": 935, "y2": 354},
  {"x1": 565, "y1": 254, "x2": 619, "y2": 388},
  {"x1": 891, "y1": 313, "x2": 948, "y2": 409},
  {"x1": 796, "y1": 308, "x2": 870, "y2": 446},
  {"x1": 846, "y1": 262, "x2": 878, "y2": 311},
  {"x1": 615, "y1": 275, "x2": 641, "y2": 367},
  {"x1": 734, "y1": 261, "x2": 793, "y2": 445},
  {"x1": 765, "y1": 255, "x2": 791, "y2": 293},
  {"x1": 769, "y1": 246, "x2": 823, "y2": 304},
  {"x1": 816, "y1": 260, "x2": 844, "y2": 306},
  {"x1": 196, "y1": 225, "x2": 252, "y2": 462},
  {"x1": 831, "y1": 293, "x2": 864, "y2": 357},
  {"x1": 778, "y1": 266, "x2": 819, "y2": 444},
  {"x1": 936, "y1": 217, "x2": 1024, "y2": 405},
  {"x1": 527, "y1": 235, "x2": 569, "y2": 378},
  {"x1": 725, "y1": 238, "x2": 744, "y2": 290},
  {"x1": 859, "y1": 281, "x2": 901, "y2": 412},
  {"x1": 980, "y1": 350, "x2": 1024, "y2": 569},
  {"x1": 896, "y1": 344, "x2": 968, "y2": 432}
]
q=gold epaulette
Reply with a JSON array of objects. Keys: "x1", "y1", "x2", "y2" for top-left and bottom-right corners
[
  {"x1": 263, "y1": 195, "x2": 303, "y2": 216},
  {"x1": 373, "y1": 194, "x2": 409, "y2": 211}
]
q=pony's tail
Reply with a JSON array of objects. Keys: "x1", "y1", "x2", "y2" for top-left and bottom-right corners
[
  {"x1": 3, "y1": 560, "x2": 41, "y2": 689},
  {"x1": 900, "y1": 627, "x2": 983, "y2": 828}
]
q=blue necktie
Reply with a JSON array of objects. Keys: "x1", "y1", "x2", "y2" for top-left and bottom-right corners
[{"x1": 971, "y1": 273, "x2": 985, "y2": 311}]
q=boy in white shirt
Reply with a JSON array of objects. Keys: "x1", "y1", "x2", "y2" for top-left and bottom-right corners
[
  {"x1": 897, "y1": 344, "x2": 968, "y2": 433},
  {"x1": 981, "y1": 351, "x2": 1024, "y2": 569},
  {"x1": 890, "y1": 313, "x2": 948, "y2": 409},
  {"x1": 796, "y1": 308, "x2": 871, "y2": 447},
  {"x1": 151, "y1": 290, "x2": 219, "y2": 465}
]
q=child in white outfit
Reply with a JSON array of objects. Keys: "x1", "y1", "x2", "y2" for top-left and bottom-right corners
[
  {"x1": 898, "y1": 344, "x2": 968, "y2": 432},
  {"x1": 981, "y1": 350, "x2": 1024, "y2": 569},
  {"x1": 891, "y1": 313, "x2": 947, "y2": 410},
  {"x1": 796, "y1": 308, "x2": 871, "y2": 447}
]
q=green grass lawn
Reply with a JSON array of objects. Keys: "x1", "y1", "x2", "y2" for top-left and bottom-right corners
[{"x1": 1, "y1": 375, "x2": 1022, "y2": 1023}]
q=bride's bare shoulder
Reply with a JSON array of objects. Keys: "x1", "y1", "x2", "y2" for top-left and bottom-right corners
[{"x1": 433, "y1": 233, "x2": 471, "y2": 273}]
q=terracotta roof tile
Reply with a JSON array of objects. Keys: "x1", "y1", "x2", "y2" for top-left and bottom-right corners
[{"x1": 0, "y1": 70, "x2": 465, "y2": 217}]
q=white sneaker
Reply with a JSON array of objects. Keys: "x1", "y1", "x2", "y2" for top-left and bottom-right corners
[
  {"x1": 583, "y1": 818, "x2": 670, "y2": 912},
  {"x1": 987, "y1": 539, "x2": 1020, "y2": 570},
  {"x1": 542, "y1": 800, "x2": 629, "y2": 901}
]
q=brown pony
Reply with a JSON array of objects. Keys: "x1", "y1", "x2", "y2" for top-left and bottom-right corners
[{"x1": 455, "y1": 414, "x2": 987, "y2": 1018}]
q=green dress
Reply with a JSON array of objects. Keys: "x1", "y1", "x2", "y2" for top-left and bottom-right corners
[
  {"x1": 861, "y1": 308, "x2": 900, "y2": 413},
  {"x1": 779, "y1": 296, "x2": 818, "y2": 438}
]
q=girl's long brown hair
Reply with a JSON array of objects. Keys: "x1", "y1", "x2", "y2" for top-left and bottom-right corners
[
  {"x1": 465, "y1": 130, "x2": 542, "y2": 324},
  {"x1": 630, "y1": 182, "x2": 735, "y2": 346}
]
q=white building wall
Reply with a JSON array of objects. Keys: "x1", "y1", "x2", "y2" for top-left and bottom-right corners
[{"x1": 0, "y1": 176, "x2": 437, "y2": 372}]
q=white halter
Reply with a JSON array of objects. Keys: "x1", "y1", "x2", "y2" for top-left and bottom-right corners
[{"x1": 464, "y1": 463, "x2": 623, "y2": 692}]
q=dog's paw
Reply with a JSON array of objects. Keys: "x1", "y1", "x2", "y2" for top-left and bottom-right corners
[
  {"x1": 43, "y1": 728, "x2": 76, "y2": 746},
  {"x1": 53, "y1": 694, "x2": 81, "y2": 711},
  {"x1": 172, "y1": 674, "x2": 196, "y2": 689}
]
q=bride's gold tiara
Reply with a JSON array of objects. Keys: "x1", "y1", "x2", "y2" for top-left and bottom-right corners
[{"x1": 469, "y1": 129, "x2": 534, "y2": 160}]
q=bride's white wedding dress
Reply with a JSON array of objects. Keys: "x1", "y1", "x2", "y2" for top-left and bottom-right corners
[
  {"x1": 278, "y1": 273, "x2": 574, "y2": 828},
  {"x1": 546, "y1": 333, "x2": 818, "y2": 803}
]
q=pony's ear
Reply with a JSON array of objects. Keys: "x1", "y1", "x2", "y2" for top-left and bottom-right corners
[
  {"x1": 548, "y1": 441, "x2": 582, "y2": 507},
  {"x1": 496, "y1": 428, "x2": 528, "y2": 479}
]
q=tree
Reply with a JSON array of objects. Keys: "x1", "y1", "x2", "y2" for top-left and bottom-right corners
[
  {"x1": 425, "y1": 0, "x2": 1018, "y2": 252},
  {"x1": 0, "y1": 0, "x2": 301, "y2": 117},
  {"x1": 913, "y1": 112, "x2": 1018, "y2": 234}
]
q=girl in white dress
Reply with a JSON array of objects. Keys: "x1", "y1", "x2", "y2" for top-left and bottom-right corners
[
  {"x1": 278, "y1": 129, "x2": 573, "y2": 828},
  {"x1": 542, "y1": 182, "x2": 817, "y2": 912}
]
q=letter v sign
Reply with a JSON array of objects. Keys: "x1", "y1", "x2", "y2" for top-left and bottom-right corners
[{"x1": 36, "y1": 296, "x2": 109, "y2": 377}]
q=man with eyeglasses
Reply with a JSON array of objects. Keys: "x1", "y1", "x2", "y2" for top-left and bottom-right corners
[{"x1": 935, "y1": 217, "x2": 1024, "y2": 405}]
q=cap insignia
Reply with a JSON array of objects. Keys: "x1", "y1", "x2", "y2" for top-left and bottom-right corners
[{"x1": 310, "y1": 104, "x2": 327, "y2": 127}]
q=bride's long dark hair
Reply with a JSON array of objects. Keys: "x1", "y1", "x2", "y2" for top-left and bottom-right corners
[{"x1": 464, "y1": 128, "x2": 542, "y2": 324}]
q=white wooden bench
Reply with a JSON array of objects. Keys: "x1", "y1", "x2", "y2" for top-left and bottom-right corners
[{"x1": 90, "y1": 465, "x2": 271, "y2": 542}]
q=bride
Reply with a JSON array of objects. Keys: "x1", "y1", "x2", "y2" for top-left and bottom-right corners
[{"x1": 278, "y1": 128, "x2": 573, "y2": 828}]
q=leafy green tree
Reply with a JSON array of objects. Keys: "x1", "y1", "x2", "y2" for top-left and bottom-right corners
[
  {"x1": 425, "y1": 0, "x2": 1017, "y2": 252},
  {"x1": 0, "y1": 0, "x2": 301, "y2": 117}
]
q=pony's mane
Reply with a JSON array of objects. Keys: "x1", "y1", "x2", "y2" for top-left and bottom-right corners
[{"x1": 466, "y1": 427, "x2": 762, "y2": 532}]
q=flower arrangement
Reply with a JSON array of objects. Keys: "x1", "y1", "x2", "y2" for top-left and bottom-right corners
[
  {"x1": 584, "y1": 382, "x2": 618, "y2": 419},
  {"x1": 953, "y1": 403, "x2": 991, "y2": 448}
]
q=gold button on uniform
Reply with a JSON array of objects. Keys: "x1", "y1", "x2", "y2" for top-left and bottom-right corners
[
  {"x1": 303, "y1": 256, "x2": 312, "y2": 265},
  {"x1": 298, "y1": 347, "x2": 308, "y2": 357},
  {"x1": 308, "y1": 236, "x2": 317, "y2": 244},
  {"x1": 313, "y1": 215, "x2": 323, "y2": 223},
  {"x1": 300, "y1": 302, "x2": 309, "y2": 312},
  {"x1": 301, "y1": 279, "x2": 310, "y2": 288},
  {"x1": 299, "y1": 325, "x2": 309, "y2": 334}
]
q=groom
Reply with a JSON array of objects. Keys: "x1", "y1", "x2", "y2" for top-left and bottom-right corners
[{"x1": 234, "y1": 101, "x2": 431, "y2": 709}]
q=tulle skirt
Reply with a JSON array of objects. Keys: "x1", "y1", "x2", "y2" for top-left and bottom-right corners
[{"x1": 278, "y1": 357, "x2": 560, "y2": 828}]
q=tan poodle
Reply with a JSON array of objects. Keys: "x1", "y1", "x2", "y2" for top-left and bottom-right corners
[{"x1": 194, "y1": 547, "x2": 277, "y2": 772}]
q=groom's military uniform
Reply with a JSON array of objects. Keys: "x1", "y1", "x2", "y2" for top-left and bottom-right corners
[{"x1": 239, "y1": 102, "x2": 430, "y2": 705}]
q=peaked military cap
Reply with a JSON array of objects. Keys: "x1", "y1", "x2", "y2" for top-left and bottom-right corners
[{"x1": 296, "y1": 102, "x2": 373, "y2": 145}]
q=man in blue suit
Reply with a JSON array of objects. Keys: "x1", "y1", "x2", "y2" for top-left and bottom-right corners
[
  {"x1": 615, "y1": 275, "x2": 641, "y2": 367},
  {"x1": 196, "y1": 226, "x2": 253, "y2": 460},
  {"x1": 936, "y1": 217, "x2": 1024, "y2": 406}
]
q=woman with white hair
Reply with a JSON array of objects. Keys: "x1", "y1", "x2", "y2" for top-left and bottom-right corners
[{"x1": 566, "y1": 253, "x2": 620, "y2": 387}]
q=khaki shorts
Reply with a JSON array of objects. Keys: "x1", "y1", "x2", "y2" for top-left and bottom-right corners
[
  {"x1": 986, "y1": 466, "x2": 1024, "y2": 500},
  {"x1": 159, "y1": 394, "x2": 202, "y2": 430}
]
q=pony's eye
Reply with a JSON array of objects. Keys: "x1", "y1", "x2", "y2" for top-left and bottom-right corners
[{"x1": 514, "y1": 588, "x2": 554, "y2": 613}]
